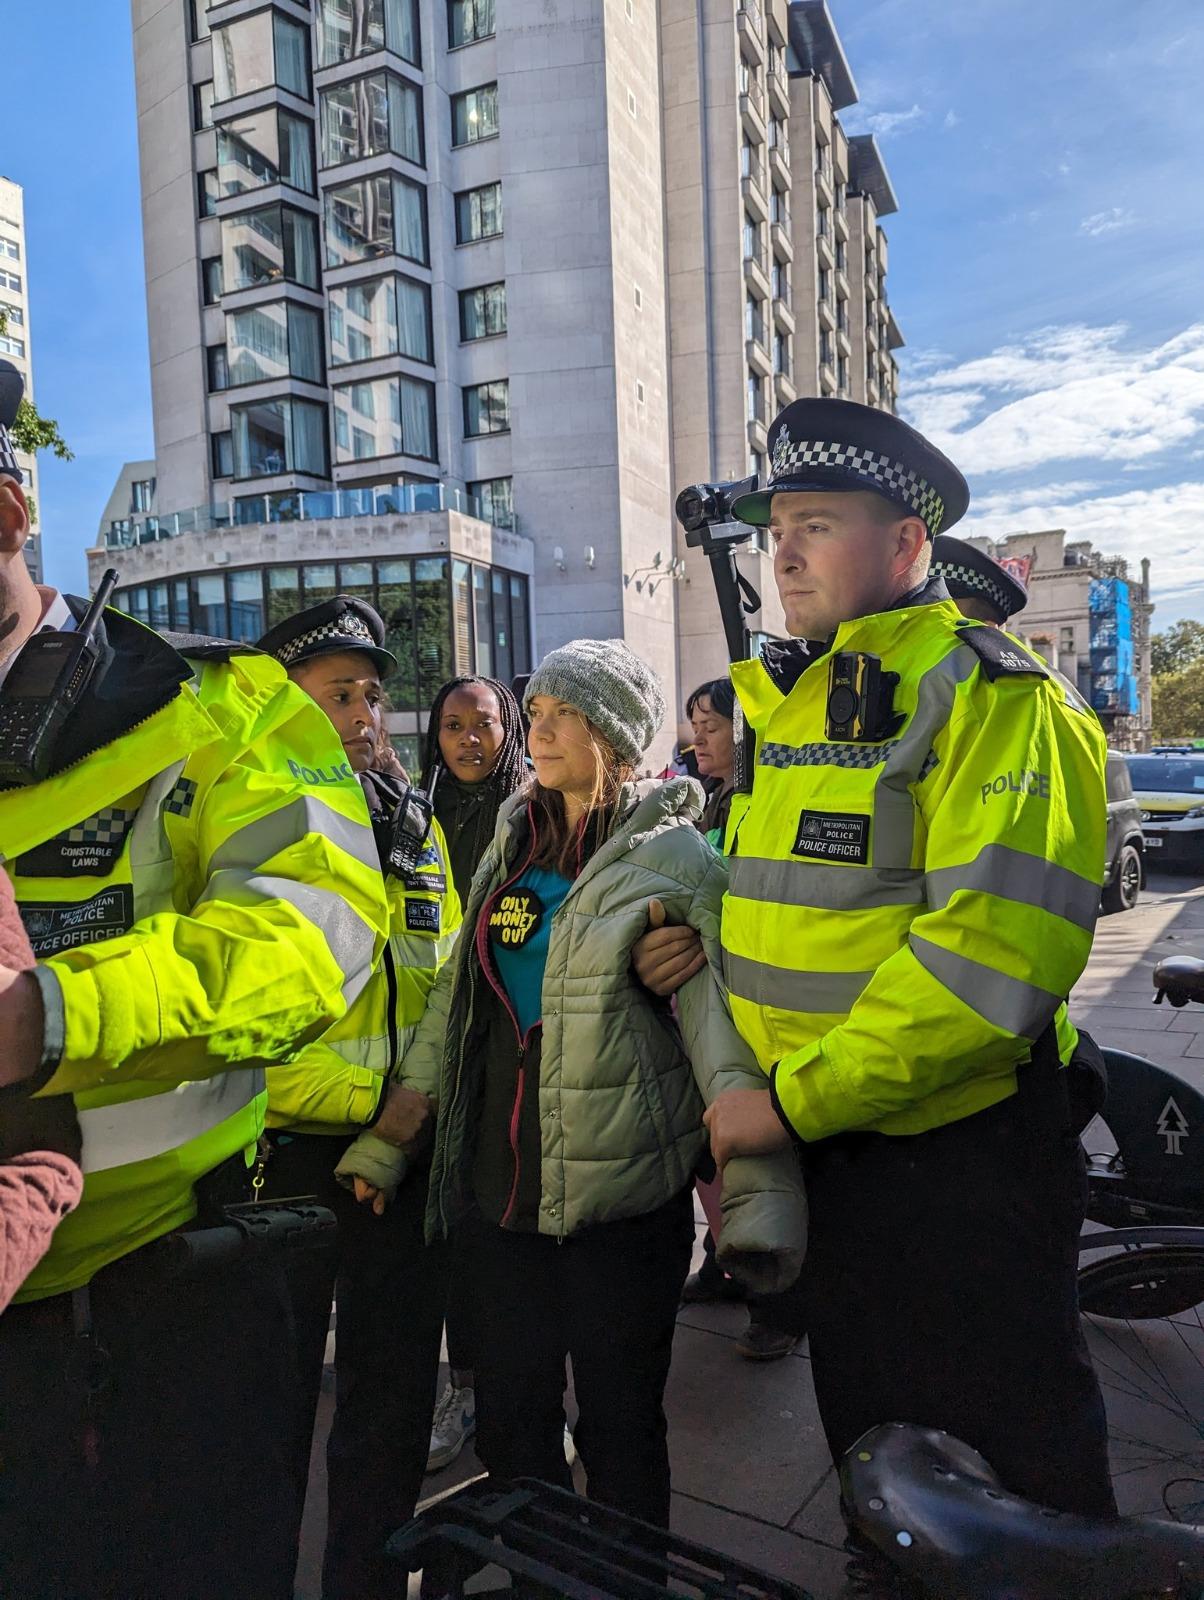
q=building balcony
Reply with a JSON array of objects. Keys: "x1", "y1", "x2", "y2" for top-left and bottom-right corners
[
  {"x1": 774, "y1": 369, "x2": 797, "y2": 407},
  {"x1": 817, "y1": 297, "x2": 836, "y2": 332},
  {"x1": 767, "y1": 69, "x2": 791, "y2": 119},
  {"x1": 833, "y1": 206, "x2": 850, "y2": 242},
  {"x1": 737, "y1": 2, "x2": 766, "y2": 66},
  {"x1": 740, "y1": 81, "x2": 767, "y2": 143},
  {"x1": 771, "y1": 218, "x2": 793, "y2": 261},
  {"x1": 815, "y1": 163, "x2": 834, "y2": 209},
  {"x1": 836, "y1": 327, "x2": 852, "y2": 359},
  {"x1": 865, "y1": 317, "x2": 879, "y2": 351},
  {"x1": 746, "y1": 336, "x2": 773, "y2": 378},
  {"x1": 773, "y1": 296, "x2": 795, "y2": 334},
  {"x1": 867, "y1": 373, "x2": 881, "y2": 405},
  {"x1": 741, "y1": 172, "x2": 769, "y2": 223},
  {"x1": 747, "y1": 413, "x2": 769, "y2": 451},
  {"x1": 767, "y1": 141, "x2": 790, "y2": 191},
  {"x1": 766, "y1": 0, "x2": 789, "y2": 46},
  {"x1": 819, "y1": 363, "x2": 837, "y2": 397},
  {"x1": 743, "y1": 251, "x2": 771, "y2": 300},
  {"x1": 816, "y1": 230, "x2": 834, "y2": 269},
  {"x1": 835, "y1": 267, "x2": 850, "y2": 300}
]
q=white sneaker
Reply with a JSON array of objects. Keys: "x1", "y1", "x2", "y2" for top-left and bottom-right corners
[{"x1": 426, "y1": 1381, "x2": 476, "y2": 1474}]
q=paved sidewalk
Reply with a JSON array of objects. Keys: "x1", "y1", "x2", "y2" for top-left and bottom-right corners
[{"x1": 296, "y1": 872, "x2": 1204, "y2": 1599}]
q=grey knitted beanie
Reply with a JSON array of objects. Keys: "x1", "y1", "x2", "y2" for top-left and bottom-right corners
[{"x1": 523, "y1": 638, "x2": 666, "y2": 765}]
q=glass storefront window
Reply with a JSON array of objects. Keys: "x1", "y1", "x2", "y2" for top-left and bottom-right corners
[
  {"x1": 267, "y1": 566, "x2": 301, "y2": 625},
  {"x1": 415, "y1": 557, "x2": 451, "y2": 705},
  {"x1": 213, "y1": 10, "x2": 311, "y2": 102},
  {"x1": 509, "y1": 573, "x2": 530, "y2": 674},
  {"x1": 452, "y1": 559, "x2": 472, "y2": 672},
  {"x1": 332, "y1": 376, "x2": 435, "y2": 462},
  {"x1": 328, "y1": 274, "x2": 431, "y2": 366},
  {"x1": 226, "y1": 302, "x2": 324, "y2": 386},
  {"x1": 320, "y1": 71, "x2": 422, "y2": 168},
  {"x1": 377, "y1": 558, "x2": 417, "y2": 709},
  {"x1": 193, "y1": 573, "x2": 228, "y2": 637},
  {"x1": 324, "y1": 175, "x2": 427, "y2": 268},
  {"x1": 229, "y1": 567, "x2": 266, "y2": 639},
  {"x1": 303, "y1": 563, "x2": 338, "y2": 606},
  {"x1": 148, "y1": 583, "x2": 170, "y2": 631},
  {"x1": 221, "y1": 204, "x2": 320, "y2": 291},
  {"x1": 491, "y1": 568, "x2": 512, "y2": 683},
  {"x1": 217, "y1": 109, "x2": 315, "y2": 197},
  {"x1": 230, "y1": 397, "x2": 329, "y2": 477},
  {"x1": 471, "y1": 563, "x2": 492, "y2": 676},
  {"x1": 316, "y1": 0, "x2": 420, "y2": 67}
]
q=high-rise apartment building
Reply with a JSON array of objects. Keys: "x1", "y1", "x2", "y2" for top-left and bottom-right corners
[
  {"x1": 97, "y1": 0, "x2": 903, "y2": 763},
  {"x1": 0, "y1": 176, "x2": 43, "y2": 584}
]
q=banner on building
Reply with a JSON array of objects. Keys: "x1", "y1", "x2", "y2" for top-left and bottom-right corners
[{"x1": 996, "y1": 554, "x2": 1033, "y2": 586}]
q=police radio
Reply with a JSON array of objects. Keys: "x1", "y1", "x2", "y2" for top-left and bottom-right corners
[
  {"x1": 825, "y1": 651, "x2": 904, "y2": 743},
  {"x1": 0, "y1": 569, "x2": 119, "y2": 787}
]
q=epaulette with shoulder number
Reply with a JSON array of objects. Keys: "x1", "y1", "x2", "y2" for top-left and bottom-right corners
[
  {"x1": 159, "y1": 630, "x2": 267, "y2": 663},
  {"x1": 954, "y1": 624, "x2": 1049, "y2": 682}
]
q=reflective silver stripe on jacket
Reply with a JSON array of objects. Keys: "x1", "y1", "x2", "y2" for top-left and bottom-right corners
[
  {"x1": 729, "y1": 856, "x2": 924, "y2": 913},
  {"x1": 209, "y1": 796, "x2": 380, "y2": 876},
  {"x1": 78, "y1": 1068, "x2": 263, "y2": 1175},
  {"x1": 925, "y1": 844, "x2": 1100, "y2": 932},
  {"x1": 724, "y1": 950, "x2": 872, "y2": 1014},
  {"x1": 198, "y1": 872, "x2": 378, "y2": 1003},
  {"x1": 909, "y1": 933, "x2": 1061, "y2": 1039}
]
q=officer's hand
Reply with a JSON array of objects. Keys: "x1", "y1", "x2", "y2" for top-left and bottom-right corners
[
  {"x1": 353, "y1": 1177, "x2": 388, "y2": 1217},
  {"x1": 704, "y1": 1089, "x2": 791, "y2": 1167},
  {"x1": 372, "y1": 1084, "x2": 433, "y2": 1152},
  {"x1": 631, "y1": 899, "x2": 706, "y2": 997},
  {"x1": 0, "y1": 967, "x2": 43, "y2": 1090}
]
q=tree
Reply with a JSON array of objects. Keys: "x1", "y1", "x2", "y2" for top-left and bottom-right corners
[
  {"x1": 1152, "y1": 666, "x2": 1204, "y2": 741},
  {"x1": 0, "y1": 310, "x2": 73, "y2": 528},
  {"x1": 1151, "y1": 619, "x2": 1204, "y2": 678}
]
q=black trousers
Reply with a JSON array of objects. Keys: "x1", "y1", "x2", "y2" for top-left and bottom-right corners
[
  {"x1": 802, "y1": 1086, "x2": 1117, "y2": 1519},
  {"x1": 0, "y1": 1250, "x2": 300, "y2": 1600},
  {"x1": 444, "y1": 1229, "x2": 477, "y2": 1372},
  {"x1": 262, "y1": 1132, "x2": 449, "y2": 1600},
  {"x1": 465, "y1": 1190, "x2": 695, "y2": 1529}
]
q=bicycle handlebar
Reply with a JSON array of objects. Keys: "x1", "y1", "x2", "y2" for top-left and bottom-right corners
[
  {"x1": 841, "y1": 1423, "x2": 1204, "y2": 1600},
  {"x1": 1153, "y1": 955, "x2": 1204, "y2": 1008}
]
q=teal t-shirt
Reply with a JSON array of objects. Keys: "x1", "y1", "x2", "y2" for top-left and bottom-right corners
[{"x1": 487, "y1": 864, "x2": 573, "y2": 1037}]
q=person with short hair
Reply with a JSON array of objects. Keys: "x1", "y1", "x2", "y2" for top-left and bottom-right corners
[{"x1": 339, "y1": 638, "x2": 806, "y2": 1529}]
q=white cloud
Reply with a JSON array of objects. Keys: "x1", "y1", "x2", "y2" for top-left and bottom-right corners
[
  {"x1": 943, "y1": 109, "x2": 960, "y2": 130},
  {"x1": 1079, "y1": 206, "x2": 1137, "y2": 237},
  {"x1": 902, "y1": 322, "x2": 1204, "y2": 475},
  {"x1": 861, "y1": 103, "x2": 926, "y2": 138}
]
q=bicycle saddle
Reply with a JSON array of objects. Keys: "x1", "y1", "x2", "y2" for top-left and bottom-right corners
[
  {"x1": 840, "y1": 1423, "x2": 1204, "y2": 1599},
  {"x1": 1154, "y1": 955, "x2": 1204, "y2": 1008}
]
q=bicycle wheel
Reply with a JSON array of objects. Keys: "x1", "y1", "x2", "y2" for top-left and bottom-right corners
[{"x1": 1080, "y1": 1242, "x2": 1204, "y2": 1521}]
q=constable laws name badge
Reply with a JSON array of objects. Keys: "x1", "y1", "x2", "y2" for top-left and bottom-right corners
[{"x1": 792, "y1": 810, "x2": 870, "y2": 864}]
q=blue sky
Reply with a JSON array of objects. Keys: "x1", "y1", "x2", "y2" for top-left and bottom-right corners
[{"x1": 3, "y1": 0, "x2": 1203, "y2": 628}]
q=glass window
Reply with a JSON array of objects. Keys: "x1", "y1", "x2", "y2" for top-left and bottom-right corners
[
  {"x1": 198, "y1": 169, "x2": 220, "y2": 218},
  {"x1": 463, "y1": 379, "x2": 509, "y2": 437},
  {"x1": 340, "y1": 560, "x2": 375, "y2": 597},
  {"x1": 207, "y1": 344, "x2": 230, "y2": 391},
  {"x1": 491, "y1": 569, "x2": 513, "y2": 684},
  {"x1": 332, "y1": 375, "x2": 435, "y2": 461},
  {"x1": 469, "y1": 476, "x2": 513, "y2": 529},
  {"x1": 131, "y1": 478, "x2": 156, "y2": 513},
  {"x1": 449, "y1": 0, "x2": 494, "y2": 46},
  {"x1": 509, "y1": 573, "x2": 530, "y2": 675},
  {"x1": 324, "y1": 174, "x2": 427, "y2": 266},
  {"x1": 0, "y1": 238, "x2": 19, "y2": 262},
  {"x1": 455, "y1": 182, "x2": 502, "y2": 244},
  {"x1": 451, "y1": 84, "x2": 498, "y2": 147},
  {"x1": 193, "y1": 573, "x2": 228, "y2": 637},
  {"x1": 217, "y1": 109, "x2": 315, "y2": 197},
  {"x1": 193, "y1": 80, "x2": 215, "y2": 131},
  {"x1": 171, "y1": 578, "x2": 191, "y2": 629},
  {"x1": 320, "y1": 71, "x2": 422, "y2": 168},
  {"x1": 221, "y1": 203, "x2": 320, "y2": 290},
  {"x1": 231, "y1": 397, "x2": 329, "y2": 477},
  {"x1": 316, "y1": 0, "x2": 420, "y2": 66},
  {"x1": 304, "y1": 563, "x2": 339, "y2": 605},
  {"x1": 267, "y1": 565, "x2": 301, "y2": 625},
  {"x1": 330, "y1": 276, "x2": 396, "y2": 364},
  {"x1": 202, "y1": 255, "x2": 224, "y2": 304},
  {"x1": 0, "y1": 334, "x2": 25, "y2": 359},
  {"x1": 415, "y1": 557, "x2": 451, "y2": 705},
  {"x1": 471, "y1": 564, "x2": 492, "y2": 675},
  {"x1": 190, "y1": 0, "x2": 211, "y2": 42},
  {"x1": 228, "y1": 568, "x2": 266, "y2": 638},
  {"x1": 0, "y1": 270, "x2": 20, "y2": 293},
  {"x1": 226, "y1": 301, "x2": 324, "y2": 386},
  {"x1": 377, "y1": 558, "x2": 417, "y2": 709},
  {"x1": 459, "y1": 282, "x2": 506, "y2": 341},
  {"x1": 212, "y1": 430, "x2": 234, "y2": 477},
  {"x1": 213, "y1": 11, "x2": 310, "y2": 101}
]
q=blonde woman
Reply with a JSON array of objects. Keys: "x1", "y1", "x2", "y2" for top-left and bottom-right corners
[{"x1": 339, "y1": 639, "x2": 805, "y2": 1529}]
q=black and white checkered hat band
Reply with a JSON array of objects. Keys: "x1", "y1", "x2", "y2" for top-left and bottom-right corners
[
  {"x1": 277, "y1": 613, "x2": 377, "y2": 666},
  {"x1": 770, "y1": 437, "x2": 945, "y2": 533},
  {"x1": 932, "y1": 560, "x2": 1011, "y2": 616},
  {"x1": 0, "y1": 429, "x2": 22, "y2": 483}
]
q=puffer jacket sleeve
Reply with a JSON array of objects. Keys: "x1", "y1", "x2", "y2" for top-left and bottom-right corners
[{"x1": 672, "y1": 847, "x2": 807, "y2": 1295}]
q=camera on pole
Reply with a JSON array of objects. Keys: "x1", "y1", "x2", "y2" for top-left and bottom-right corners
[{"x1": 674, "y1": 475, "x2": 761, "y2": 665}]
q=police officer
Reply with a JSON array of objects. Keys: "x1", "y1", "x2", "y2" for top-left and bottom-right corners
[
  {"x1": 646, "y1": 398, "x2": 1115, "y2": 1551},
  {"x1": 255, "y1": 597, "x2": 461, "y2": 1600},
  {"x1": 0, "y1": 367, "x2": 389, "y2": 1600},
  {"x1": 931, "y1": 532, "x2": 1028, "y2": 626}
]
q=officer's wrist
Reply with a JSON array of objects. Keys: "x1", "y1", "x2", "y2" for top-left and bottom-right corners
[
  {"x1": 0, "y1": 970, "x2": 47, "y2": 1091},
  {"x1": 768, "y1": 1062, "x2": 804, "y2": 1145}
]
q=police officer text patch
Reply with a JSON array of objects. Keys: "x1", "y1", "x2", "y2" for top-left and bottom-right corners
[
  {"x1": 487, "y1": 887, "x2": 544, "y2": 949},
  {"x1": 20, "y1": 886, "x2": 135, "y2": 958},
  {"x1": 405, "y1": 899, "x2": 442, "y2": 936},
  {"x1": 792, "y1": 810, "x2": 870, "y2": 864}
]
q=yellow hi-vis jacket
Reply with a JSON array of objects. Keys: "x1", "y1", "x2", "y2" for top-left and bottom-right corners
[
  {"x1": 1, "y1": 617, "x2": 389, "y2": 1300},
  {"x1": 723, "y1": 589, "x2": 1107, "y2": 1143},
  {"x1": 266, "y1": 817, "x2": 462, "y2": 1134}
]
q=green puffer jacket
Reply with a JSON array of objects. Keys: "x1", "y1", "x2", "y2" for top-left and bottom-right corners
[{"x1": 337, "y1": 778, "x2": 807, "y2": 1294}]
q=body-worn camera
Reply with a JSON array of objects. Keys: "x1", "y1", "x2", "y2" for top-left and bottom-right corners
[
  {"x1": 826, "y1": 651, "x2": 904, "y2": 743},
  {"x1": 0, "y1": 569, "x2": 119, "y2": 787}
]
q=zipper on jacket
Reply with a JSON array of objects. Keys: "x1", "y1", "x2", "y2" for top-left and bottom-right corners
[{"x1": 382, "y1": 940, "x2": 401, "y2": 1075}]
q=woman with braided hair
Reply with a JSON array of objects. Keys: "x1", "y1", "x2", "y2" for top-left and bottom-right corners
[{"x1": 420, "y1": 674, "x2": 530, "y2": 1474}]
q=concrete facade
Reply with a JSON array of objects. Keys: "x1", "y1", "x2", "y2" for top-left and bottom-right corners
[
  {"x1": 965, "y1": 527, "x2": 1154, "y2": 750},
  {"x1": 0, "y1": 176, "x2": 42, "y2": 584},
  {"x1": 123, "y1": 0, "x2": 905, "y2": 761}
]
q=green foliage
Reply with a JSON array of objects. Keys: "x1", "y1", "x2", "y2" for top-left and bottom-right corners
[
  {"x1": 1152, "y1": 666, "x2": 1204, "y2": 741},
  {"x1": 0, "y1": 309, "x2": 74, "y2": 528},
  {"x1": 1151, "y1": 619, "x2": 1204, "y2": 678}
]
